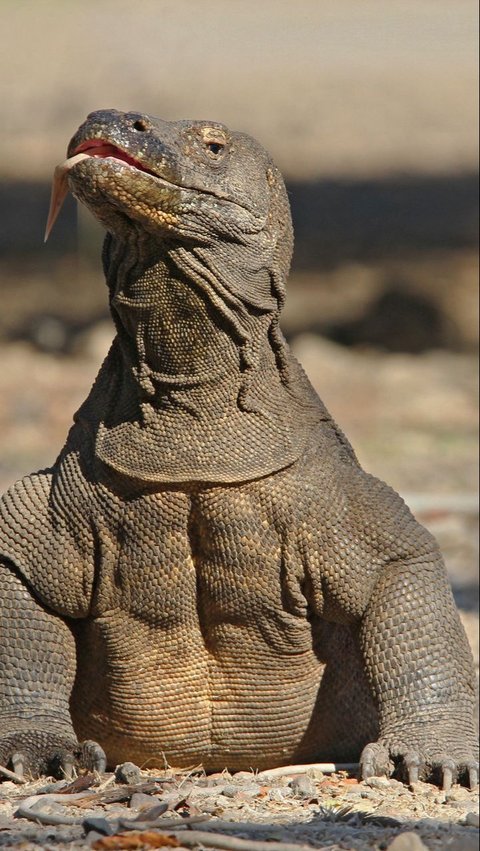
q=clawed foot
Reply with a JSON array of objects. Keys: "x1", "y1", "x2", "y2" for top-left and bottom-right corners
[
  {"x1": 0, "y1": 730, "x2": 106, "y2": 780},
  {"x1": 360, "y1": 736, "x2": 479, "y2": 791}
]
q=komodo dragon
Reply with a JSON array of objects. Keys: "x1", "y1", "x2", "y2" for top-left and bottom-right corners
[{"x1": 0, "y1": 110, "x2": 477, "y2": 789}]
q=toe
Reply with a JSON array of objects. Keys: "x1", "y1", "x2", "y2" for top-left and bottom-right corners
[
  {"x1": 360, "y1": 741, "x2": 392, "y2": 780},
  {"x1": 440, "y1": 759, "x2": 456, "y2": 792},
  {"x1": 81, "y1": 740, "x2": 107, "y2": 774},
  {"x1": 10, "y1": 752, "x2": 25, "y2": 780},
  {"x1": 403, "y1": 751, "x2": 421, "y2": 785},
  {"x1": 466, "y1": 761, "x2": 478, "y2": 790},
  {"x1": 60, "y1": 754, "x2": 75, "y2": 781}
]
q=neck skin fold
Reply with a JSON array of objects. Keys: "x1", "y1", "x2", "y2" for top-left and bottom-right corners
[{"x1": 102, "y1": 232, "x2": 280, "y2": 405}]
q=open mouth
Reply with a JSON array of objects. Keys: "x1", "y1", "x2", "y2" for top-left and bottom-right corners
[
  {"x1": 45, "y1": 139, "x2": 159, "y2": 242},
  {"x1": 71, "y1": 139, "x2": 159, "y2": 178}
]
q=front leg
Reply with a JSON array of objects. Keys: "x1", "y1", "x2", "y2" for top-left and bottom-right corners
[
  {"x1": 302, "y1": 463, "x2": 478, "y2": 789},
  {"x1": 0, "y1": 561, "x2": 105, "y2": 779},
  {"x1": 359, "y1": 550, "x2": 478, "y2": 790}
]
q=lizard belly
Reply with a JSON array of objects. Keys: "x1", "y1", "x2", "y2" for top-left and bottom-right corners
[{"x1": 71, "y1": 483, "x2": 323, "y2": 770}]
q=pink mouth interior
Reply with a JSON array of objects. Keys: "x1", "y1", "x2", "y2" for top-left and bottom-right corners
[{"x1": 72, "y1": 139, "x2": 157, "y2": 176}]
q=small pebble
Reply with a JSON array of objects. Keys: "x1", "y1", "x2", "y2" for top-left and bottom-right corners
[
  {"x1": 137, "y1": 802, "x2": 170, "y2": 821},
  {"x1": 465, "y1": 811, "x2": 479, "y2": 827},
  {"x1": 232, "y1": 771, "x2": 253, "y2": 781},
  {"x1": 447, "y1": 838, "x2": 479, "y2": 851},
  {"x1": 36, "y1": 780, "x2": 70, "y2": 794},
  {"x1": 365, "y1": 776, "x2": 392, "y2": 790},
  {"x1": 305, "y1": 768, "x2": 324, "y2": 781},
  {"x1": 408, "y1": 781, "x2": 433, "y2": 795},
  {"x1": 221, "y1": 785, "x2": 239, "y2": 798},
  {"x1": 86, "y1": 830, "x2": 107, "y2": 847},
  {"x1": 289, "y1": 773, "x2": 317, "y2": 798},
  {"x1": 269, "y1": 788, "x2": 290, "y2": 802},
  {"x1": 114, "y1": 762, "x2": 142, "y2": 784},
  {"x1": 446, "y1": 787, "x2": 471, "y2": 803},
  {"x1": 129, "y1": 792, "x2": 158, "y2": 810},
  {"x1": 386, "y1": 831, "x2": 429, "y2": 850},
  {"x1": 388, "y1": 778, "x2": 406, "y2": 791},
  {"x1": 82, "y1": 817, "x2": 115, "y2": 836}
]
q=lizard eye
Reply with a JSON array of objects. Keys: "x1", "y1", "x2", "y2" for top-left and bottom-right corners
[{"x1": 206, "y1": 141, "x2": 225, "y2": 156}]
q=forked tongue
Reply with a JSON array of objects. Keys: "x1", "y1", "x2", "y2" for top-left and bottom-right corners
[{"x1": 44, "y1": 152, "x2": 91, "y2": 242}]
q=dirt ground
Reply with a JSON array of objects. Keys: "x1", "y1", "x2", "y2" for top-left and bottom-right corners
[{"x1": 0, "y1": 761, "x2": 478, "y2": 851}]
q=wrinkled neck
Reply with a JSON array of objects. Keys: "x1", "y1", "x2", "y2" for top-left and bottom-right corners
[{"x1": 102, "y1": 233, "x2": 279, "y2": 401}]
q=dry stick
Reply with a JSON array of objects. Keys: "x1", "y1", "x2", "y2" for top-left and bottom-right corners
[
  {"x1": 0, "y1": 763, "x2": 27, "y2": 784},
  {"x1": 256, "y1": 762, "x2": 359, "y2": 780},
  {"x1": 164, "y1": 830, "x2": 314, "y2": 851},
  {"x1": 119, "y1": 815, "x2": 211, "y2": 831},
  {"x1": 15, "y1": 803, "x2": 81, "y2": 826},
  {"x1": 15, "y1": 802, "x2": 209, "y2": 830}
]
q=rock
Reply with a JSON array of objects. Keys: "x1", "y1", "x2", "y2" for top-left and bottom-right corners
[
  {"x1": 140, "y1": 802, "x2": 171, "y2": 821},
  {"x1": 221, "y1": 784, "x2": 239, "y2": 798},
  {"x1": 115, "y1": 761, "x2": 142, "y2": 784},
  {"x1": 129, "y1": 792, "x2": 159, "y2": 811},
  {"x1": 86, "y1": 830, "x2": 108, "y2": 847},
  {"x1": 449, "y1": 838, "x2": 480, "y2": 851},
  {"x1": 37, "y1": 780, "x2": 71, "y2": 794},
  {"x1": 289, "y1": 773, "x2": 317, "y2": 798},
  {"x1": 82, "y1": 817, "x2": 115, "y2": 836},
  {"x1": 223, "y1": 783, "x2": 261, "y2": 802},
  {"x1": 385, "y1": 831, "x2": 429, "y2": 850},
  {"x1": 365, "y1": 775, "x2": 392, "y2": 790},
  {"x1": 270, "y1": 787, "x2": 293, "y2": 802},
  {"x1": 409, "y1": 780, "x2": 437, "y2": 796},
  {"x1": 446, "y1": 787, "x2": 472, "y2": 803},
  {"x1": 465, "y1": 811, "x2": 479, "y2": 827},
  {"x1": 305, "y1": 767, "x2": 324, "y2": 781},
  {"x1": 388, "y1": 778, "x2": 407, "y2": 791}
]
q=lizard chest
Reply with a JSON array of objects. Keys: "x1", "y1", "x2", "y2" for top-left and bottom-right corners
[
  {"x1": 74, "y1": 475, "x2": 324, "y2": 768},
  {"x1": 92, "y1": 479, "x2": 310, "y2": 646}
]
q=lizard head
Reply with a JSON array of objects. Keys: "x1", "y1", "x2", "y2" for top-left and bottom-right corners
[{"x1": 46, "y1": 109, "x2": 293, "y2": 306}]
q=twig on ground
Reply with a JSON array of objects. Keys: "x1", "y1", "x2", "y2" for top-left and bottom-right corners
[
  {"x1": 256, "y1": 762, "x2": 359, "y2": 780},
  {"x1": 0, "y1": 763, "x2": 27, "y2": 784},
  {"x1": 15, "y1": 802, "x2": 82, "y2": 826},
  {"x1": 163, "y1": 830, "x2": 315, "y2": 851},
  {"x1": 119, "y1": 815, "x2": 211, "y2": 831}
]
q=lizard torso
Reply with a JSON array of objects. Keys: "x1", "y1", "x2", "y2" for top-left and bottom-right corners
[{"x1": 0, "y1": 110, "x2": 476, "y2": 785}]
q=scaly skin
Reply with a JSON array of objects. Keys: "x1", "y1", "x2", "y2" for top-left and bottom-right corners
[{"x1": 0, "y1": 110, "x2": 477, "y2": 787}]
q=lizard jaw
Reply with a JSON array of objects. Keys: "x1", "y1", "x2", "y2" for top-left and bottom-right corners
[{"x1": 44, "y1": 140, "x2": 160, "y2": 242}]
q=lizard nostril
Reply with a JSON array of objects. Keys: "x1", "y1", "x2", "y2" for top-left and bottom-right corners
[{"x1": 133, "y1": 119, "x2": 148, "y2": 132}]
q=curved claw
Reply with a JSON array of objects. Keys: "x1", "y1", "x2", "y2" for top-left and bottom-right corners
[
  {"x1": 360, "y1": 744, "x2": 376, "y2": 780},
  {"x1": 93, "y1": 751, "x2": 107, "y2": 774},
  {"x1": 61, "y1": 754, "x2": 75, "y2": 781},
  {"x1": 404, "y1": 752, "x2": 421, "y2": 786},
  {"x1": 11, "y1": 752, "x2": 25, "y2": 780},
  {"x1": 361, "y1": 759, "x2": 374, "y2": 780},
  {"x1": 467, "y1": 763, "x2": 478, "y2": 790},
  {"x1": 441, "y1": 761, "x2": 456, "y2": 792}
]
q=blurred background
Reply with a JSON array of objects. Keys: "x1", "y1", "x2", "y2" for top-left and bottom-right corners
[{"x1": 0, "y1": 1, "x2": 478, "y2": 648}]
